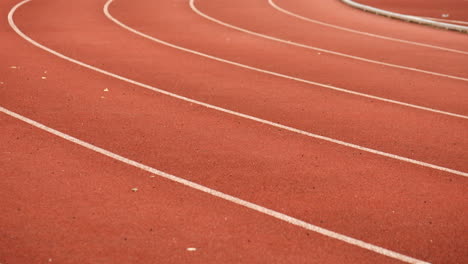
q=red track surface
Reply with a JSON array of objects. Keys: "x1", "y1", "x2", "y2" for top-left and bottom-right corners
[{"x1": 1, "y1": 0, "x2": 467, "y2": 263}]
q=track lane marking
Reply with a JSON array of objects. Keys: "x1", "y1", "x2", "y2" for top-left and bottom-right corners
[
  {"x1": 105, "y1": 0, "x2": 467, "y2": 119},
  {"x1": 0, "y1": 106, "x2": 430, "y2": 264},
  {"x1": 8, "y1": 0, "x2": 468, "y2": 177},
  {"x1": 269, "y1": 0, "x2": 468, "y2": 54},
  {"x1": 189, "y1": 0, "x2": 468, "y2": 82}
]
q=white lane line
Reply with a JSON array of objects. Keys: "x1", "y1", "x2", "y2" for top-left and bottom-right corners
[
  {"x1": 269, "y1": 0, "x2": 468, "y2": 55},
  {"x1": 0, "y1": 106, "x2": 430, "y2": 264},
  {"x1": 190, "y1": 0, "x2": 468, "y2": 82},
  {"x1": 9, "y1": 0, "x2": 468, "y2": 178},
  {"x1": 105, "y1": 0, "x2": 467, "y2": 120}
]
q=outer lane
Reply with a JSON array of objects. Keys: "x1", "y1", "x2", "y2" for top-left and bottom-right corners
[
  {"x1": 193, "y1": 0, "x2": 468, "y2": 78},
  {"x1": 272, "y1": 0, "x2": 468, "y2": 51}
]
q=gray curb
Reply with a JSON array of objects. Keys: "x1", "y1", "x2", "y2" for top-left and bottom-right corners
[{"x1": 340, "y1": 0, "x2": 468, "y2": 33}]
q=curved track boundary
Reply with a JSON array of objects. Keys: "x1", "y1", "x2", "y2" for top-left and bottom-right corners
[
  {"x1": 189, "y1": 0, "x2": 468, "y2": 83},
  {"x1": 340, "y1": 0, "x2": 468, "y2": 33},
  {"x1": 268, "y1": 0, "x2": 468, "y2": 55},
  {"x1": 422, "y1": 17, "x2": 468, "y2": 26},
  {"x1": 8, "y1": 0, "x2": 468, "y2": 178},
  {"x1": 106, "y1": 0, "x2": 467, "y2": 119}
]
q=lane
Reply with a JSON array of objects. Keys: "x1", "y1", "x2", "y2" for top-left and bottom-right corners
[
  {"x1": 3, "y1": 0, "x2": 468, "y2": 263},
  {"x1": 1, "y1": 114, "x2": 407, "y2": 264},
  {"x1": 272, "y1": 0, "x2": 468, "y2": 51},
  {"x1": 193, "y1": 0, "x2": 468, "y2": 78},
  {"x1": 270, "y1": 0, "x2": 468, "y2": 44},
  {"x1": 188, "y1": 1, "x2": 466, "y2": 83}
]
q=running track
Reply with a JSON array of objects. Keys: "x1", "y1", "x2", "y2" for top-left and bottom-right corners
[{"x1": 0, "y1": 0, "x2": 467, "y2": 263}]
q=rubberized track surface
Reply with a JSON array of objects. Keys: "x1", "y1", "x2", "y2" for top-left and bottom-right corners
[{"x1": 0, "y1": 0, "x2": 467, "y2": 263}]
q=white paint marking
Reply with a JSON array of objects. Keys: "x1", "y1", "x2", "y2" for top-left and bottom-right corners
[
  {"x1": 189, "y1": 0, "x2": 468, "y2": 82},
  {"x1": 269, "y1": 0, "x2": 468, "y2": 54},
  {"x1": 186, "y1": 247, "x2": 197, "y2": 251},
  {"x1": 105, "y1": 0, "x2": 467, "y2": 119},
  {"x1": 8, "y1": 0, "x2": 468, "y2": 178},
  {"x1": 0, "y1": 105, "x2": 430, "y2": 264}
]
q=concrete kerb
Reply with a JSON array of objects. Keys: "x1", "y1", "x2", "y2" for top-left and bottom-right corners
[{"x1": 340, "y1": 0, "x2": 468, "y2": 34}]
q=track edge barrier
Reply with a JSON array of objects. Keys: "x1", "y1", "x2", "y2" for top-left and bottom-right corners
[{"x1": 340, "y1": 0, "x2": 468, "y2": 34}]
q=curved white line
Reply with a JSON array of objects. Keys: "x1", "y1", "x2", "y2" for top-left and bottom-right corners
[
  {"x1": 8, "y1": 0, "x2": 468, "y2": 178},
  {"x1": 269, "y1": 0, "x2": 468, "y2": 55},
  {"x1": 189, "y1": 0, "x2": 468, "y2": 82},
  {"x1": 106, "y1": 0, "x2": 467, "y2": 119},
  {"x1": 0, "y1": 105, "x2": 430, "y2": 264}
]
